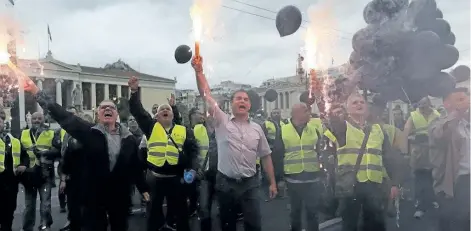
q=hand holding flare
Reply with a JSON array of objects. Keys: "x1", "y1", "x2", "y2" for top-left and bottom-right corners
[{"x1": 22, "y1": 76, "x2": 39, "y2": 95}]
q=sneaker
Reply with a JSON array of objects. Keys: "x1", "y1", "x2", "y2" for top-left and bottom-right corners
[
  {"x1": 236, "y1": 212, "x2": 244, "y2": 221},
  {"x1": 38, "y1": 225, "x2": 50, "y2": 231},
  {"x1": 413, "y1": 210, "x2": 425, "y2": 219},
  {"x1": 432, "y1": 202, "x2": 440, "y2": 209},
  {"x1": 162, "y1": 224, "x2": 176, "y2": 231},
  {"x1": 59, "y1": 221, "x2": 70, "y2": 231}
]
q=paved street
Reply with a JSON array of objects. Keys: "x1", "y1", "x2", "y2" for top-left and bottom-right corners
[{"x1": 11, "y1": 182, "x2": 438, "y2": 231}]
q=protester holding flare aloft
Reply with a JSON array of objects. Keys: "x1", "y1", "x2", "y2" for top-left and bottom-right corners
[
  {"x1": 23, "y1": 78, "x2": 150, "y2": 231},
  {"x1": 128, "y1": 76, "x2": 199, "y2": 231},
  {"x1": 191, "y1": 56, "x2": 277, "y2": 231}
]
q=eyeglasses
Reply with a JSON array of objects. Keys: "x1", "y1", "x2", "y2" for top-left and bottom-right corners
[{"x1": 99, "y1": 105, "x2": 117, "y2": 110}]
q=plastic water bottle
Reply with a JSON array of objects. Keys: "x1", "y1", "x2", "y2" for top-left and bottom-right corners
[{"x1": 184, "y1": 170, "x2": 194, "y2": 184}]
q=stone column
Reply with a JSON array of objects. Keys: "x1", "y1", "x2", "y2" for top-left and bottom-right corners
[
  {"x1": 91, "y1": 82, "x2": 96, "y2": 109},
  {"x1": 55, "y1": 79, "x2": 63, "y2": 105},
  {"x1": 117, "y1": 85, "x2": 122, "y2": 99},
  {"x1": 104, "y1": 84, "x2": 109, "y2": 100},
  {"x1": 18, "y1": 79, "x2": 26, "y2": 128},
  {"x1": 36, "y1": 77, "x2": 44, "y2": 113}
]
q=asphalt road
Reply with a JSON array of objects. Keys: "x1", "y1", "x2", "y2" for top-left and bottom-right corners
[{"x1": 12, "y1": 184, "x2": 438, "y2": 231}]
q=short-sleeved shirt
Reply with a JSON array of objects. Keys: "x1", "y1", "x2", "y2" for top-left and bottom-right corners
[{"x1": 211, "y1": 106, "x2": 271, "y2": 179}]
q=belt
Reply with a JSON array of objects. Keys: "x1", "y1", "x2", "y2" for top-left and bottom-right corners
[{"x1": 218, "y1": 171, "x2": 255, "y2": 183}]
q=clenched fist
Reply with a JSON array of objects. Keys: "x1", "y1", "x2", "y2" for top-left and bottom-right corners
[
  {"x1": 128, "y1": 76, "x2": 139, "y2": 93},
  {"x1": 191, "y1": 56, "x2": 203, "y2": 73}
]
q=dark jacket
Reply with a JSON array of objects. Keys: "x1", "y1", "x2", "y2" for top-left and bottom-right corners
[
  {"x1": 0, "y1": 133, "x2": 29, "y2": 184},
  {"x1": 35, "y1": 91, "x2": 149, "y2": 206},
  {"x1": 60, "y1": 133, "x2": 85, "y2": 181},
  {"x1": 128, "y1": 92, "x2": 199, "y2": 176}
]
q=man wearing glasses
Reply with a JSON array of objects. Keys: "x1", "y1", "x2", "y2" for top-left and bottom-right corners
[{"x1": 24, "y1": 80, "x2": 150, "y2": 231}]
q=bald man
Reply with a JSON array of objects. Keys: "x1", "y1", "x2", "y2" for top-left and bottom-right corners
[
  {"x1": 128, "y1": 79, "x2": 199, "y2": 231},
  {"x1": 281, "y1": 103, "x2": 323, "y2": 231},
  {"x1": 20, "y1": 111, "x2": 62, "y2": 231}
]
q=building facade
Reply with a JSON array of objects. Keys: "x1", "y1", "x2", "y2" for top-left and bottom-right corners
[{"x1": 3, "y1": 51, "x2": 175, "y2": 127}]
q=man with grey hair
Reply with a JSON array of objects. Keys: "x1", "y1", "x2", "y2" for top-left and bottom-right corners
[
  {"x1": 23, "y1": 81, "x2": 150, "y2": 231},
  {"x1": 192, "y1": 57, "x2": 277, "y2": 231}
]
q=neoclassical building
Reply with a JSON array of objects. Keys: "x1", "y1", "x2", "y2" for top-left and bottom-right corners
[{"x1": 6, "y1": 51, "x2": 176, "y2": 127}]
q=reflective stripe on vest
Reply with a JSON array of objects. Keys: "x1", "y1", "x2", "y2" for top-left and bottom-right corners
[
  {"x1": 336, "y1": 122, "x2": 385, "y2": 184},
  {"x1": 282, "y1": 123, "x2": 320, "y2": 174},
  {"x1": 147, "y1": 123, "x2": 186, "y2": 167},
  {"x1": 194, "y1": 124, "x2": 209, "y2": 161},
  {"x1": 0, "y1": 135, "x2": 21, "y2": 173},
  {"x1": 264, "y1": 121, "x2": 277, "y2": 140},
  {"x1": 410, "y1": 109, "x2": 439, "y2": 135},
  {"x1": 20, "y1": 129, "x2": 54, "y2": 168}
]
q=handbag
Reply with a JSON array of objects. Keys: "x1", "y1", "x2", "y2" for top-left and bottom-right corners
[{"x1": 335, "y1": 125, "x2": 371, "y2": 198}]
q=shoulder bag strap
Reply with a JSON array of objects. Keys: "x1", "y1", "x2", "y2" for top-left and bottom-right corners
[{"x1": 353, "y1": 125, "x2": 372, "y2": 176}]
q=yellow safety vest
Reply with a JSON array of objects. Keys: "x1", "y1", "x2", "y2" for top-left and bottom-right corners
[
  {"x1": 282, "y1": 123, "x2": 320, "y2": 174},
  {"x1": 382, "y1": 124, "x2": 396, "y2": 145},
  {"x1": 194, "y1": 124, "x2": 209, "y2": 160},
  {"x1": 337, "y1": 122, "x2": 385, "y2": 184},
  {"x1": 147, "y1": 123, "x2": 186, "y2": 167},
  {"x1": 0, "y1": 134, "x2": 21, "y2": 173},
  {"x1": 60, "y1": 129, "x2": 66, "y2": 142},
  {"x1": 20, "y1": 129, "x2": 54, "y2": 168},
  {"x1": 410, "y1": 109, "x2": 439, "y2": 135},
  {"x1": 309, "y1": 118, "x2": 324, "y2": 134},
  {"x1": 264, "y1": 120, "x2": 286, "y2": 140}
]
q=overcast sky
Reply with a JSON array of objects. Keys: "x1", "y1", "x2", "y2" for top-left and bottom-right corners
[{"x1": 2, "y1": 0, "x2": 470, "y2": 89}]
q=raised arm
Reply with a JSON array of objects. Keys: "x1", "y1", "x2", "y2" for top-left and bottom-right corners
[
  {"x1": 33, "y1": 91, "x2": 93, "y2": 145},
  {"x1": 191, "y1": 57, "x2": 227, "y2": 127},
  {"x1": 128, "y1": 89, "x2": 155, "y2": 138}
]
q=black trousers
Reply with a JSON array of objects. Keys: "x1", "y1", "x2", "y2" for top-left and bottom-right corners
[
  {"x1": 0, "y1": 175, "x2": 18, "y2": 231},
  {"x1": 287, "y1": 182, "x2": 321, "y2": 231},
  {"x1": 146, "y1": 174, "x2": 189, "y2": 231},
  {"x1": 216, "y1": 172, "x2": 261, "y2": 231},
  {"x1": 340, "y1": 182, "x2": 385, "y2": 231},
  {"x1": 59, "y1": 186, "x2": 67, "y2": 209},
  {"x1": 65, "y1": 179, "x2": 81, "y2": 231},
  {"x1": 438, "y1": 174, "x2": 470, "y2": 231},
  {"x1": 414, "y1": 169, "x2": 435, "y2": 211},
  {"x1": 199, "y1": 172, "x2": 217, "y2": 231}
]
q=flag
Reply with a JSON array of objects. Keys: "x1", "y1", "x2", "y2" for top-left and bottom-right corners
[{"x1": 47, "y1": 24, "x2": 52, "y2": 42}]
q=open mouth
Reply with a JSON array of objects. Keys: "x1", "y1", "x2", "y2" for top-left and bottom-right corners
[
  {"x1": 162, "y1": 112, "x2": 169, "y2": 118},
  {"x1": 104, "y1": 111, "x2": 113, "y2": 118},
  {"x1": 239, "y1": 105, "x2": 246, "y2": 110}
]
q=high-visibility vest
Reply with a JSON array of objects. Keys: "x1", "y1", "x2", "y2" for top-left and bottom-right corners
[
  {"x1": 309, "y1": 118, "x2": 324, "y2": 134},
  {"x1": 0, "y1": 134, "x2": 21, "y2": 173},
  {"x1": 20, "y1": 129, "x2": 54, "y2": 168},
  {"x1": 265, "y1": 120, "x2": 286, "y2": 140},
  {"x1": 324, "y1": 129, "x2": 338, "y2": 148},
  {"x1": 336, "y1": 122, "x2": 385, "y2": 184},
  {"x1": 282, "y1": 122, "x2": 320, "y2": 174},
  {"x1": 382, "y1": 124, "x2": 396, "y2": 145},
  {"x1": 147, "y1": 123, "x2": 186, "y2": 167},
  {"x1": 60, "y1": 129, "x2": 66, "y2": 142},
  {"x1": 410, "y1": 109, "x2": 439, "y2": 135},
  {"x1": 194, "y1": 124, "x2": 209, "y2": 160}
]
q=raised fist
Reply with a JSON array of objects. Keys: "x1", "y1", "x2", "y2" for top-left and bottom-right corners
[
  {"x1": 128, "y1": 76, "x2": 139, "y2": 93},
  {"x1": 191, "y1": 56, "x2": 203, "y2": 73}
]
